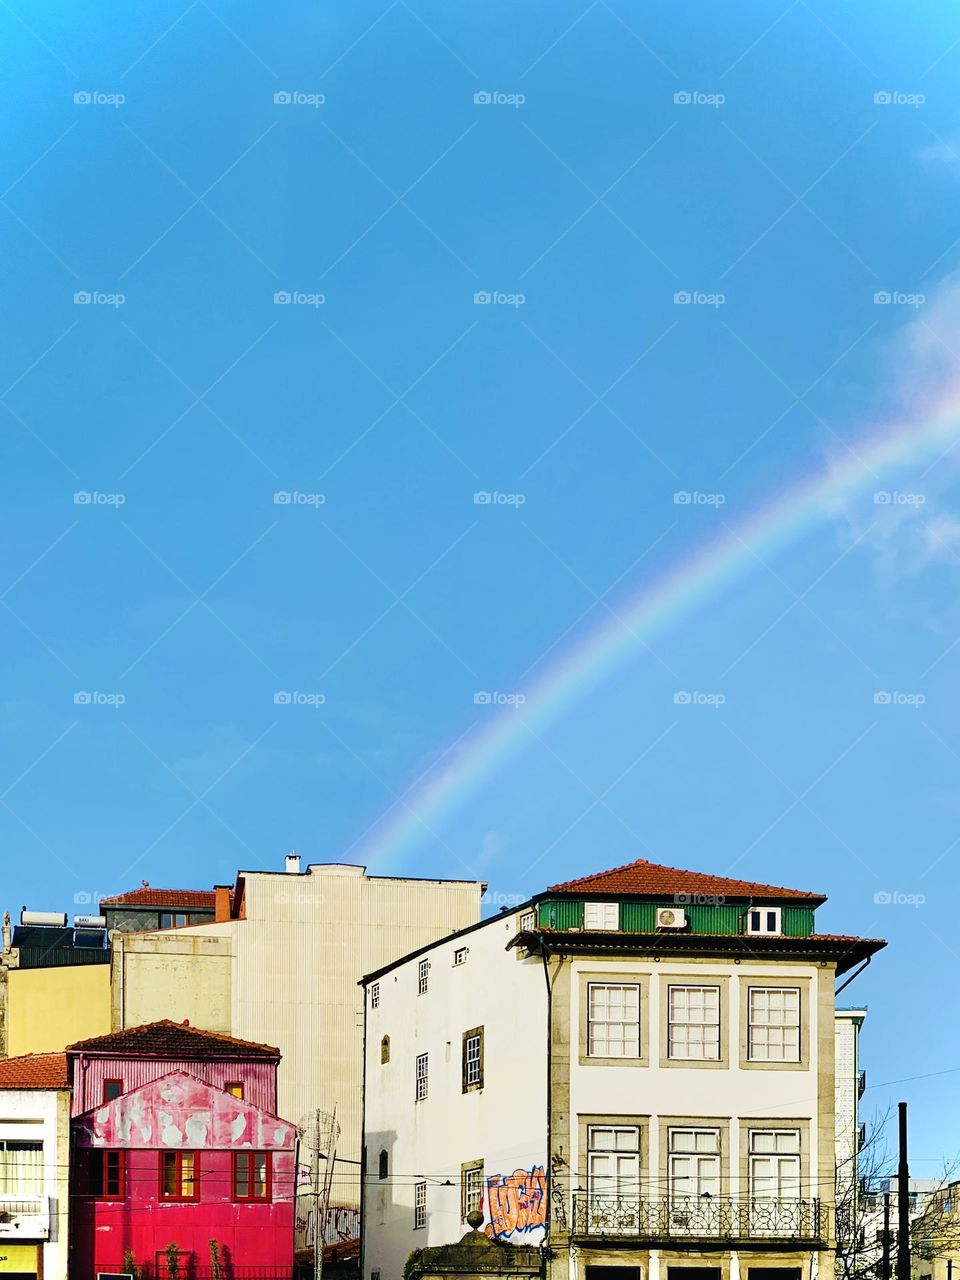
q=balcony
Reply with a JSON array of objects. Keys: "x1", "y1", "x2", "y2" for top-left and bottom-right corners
[
  {"x1": 858, "y1": 1069, "x2": 867, "y2": 1098},
  {"x1": 0, "y1": 1196, "x2": 50, "y2": 1239},
  {"x1": 570, "y1": 1195, "x2": 825, "y2": 1246}
]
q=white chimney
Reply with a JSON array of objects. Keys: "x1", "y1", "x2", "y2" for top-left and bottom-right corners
[{"x1": 285, "y1": 852, "x2": 301, "y2": 875}]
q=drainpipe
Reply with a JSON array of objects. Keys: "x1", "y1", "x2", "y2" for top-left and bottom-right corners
[{"x1": 538, "y1": 935, "x2": 553, "y2": 1280}]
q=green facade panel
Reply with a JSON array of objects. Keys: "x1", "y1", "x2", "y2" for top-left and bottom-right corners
[
  {"x1": 538, "y1": 898, "x2": 584, "y2": 930},
  {"x1": 619, "y1": 901, "x2": 657, "y2": 931},
  {"x1": 781, "y1": 906, "x2": 814, "y2": 937},
  {"x1": 539, "y1": 896, "x2": 817, "y2": 936}
]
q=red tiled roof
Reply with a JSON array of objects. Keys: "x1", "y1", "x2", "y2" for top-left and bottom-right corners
[
  {"x1": 100, "y1": 888, "x2": 216, "y2": 909},
  {"x1": 548, "y1": 857, "x2": 825, "y2": 902},
  {"x1": 67, "y1": 1019, "x2": 279, "y2": 1059},
  {"x1": 0, "y1": 1052, "x2": 69, "y2": 1089}
]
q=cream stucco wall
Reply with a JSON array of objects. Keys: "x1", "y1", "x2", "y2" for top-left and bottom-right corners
[
  {"x1": 0, "y1": 1087, "x2": 71, "y2": 1280},
  {"x1": 111, "y1": 924, "x2": 234, "y2": 1033},
  {"x1": 7, "y1": 964, "x2": 110, "y2": 1055}
]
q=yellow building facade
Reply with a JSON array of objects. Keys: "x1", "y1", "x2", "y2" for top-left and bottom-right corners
[{"x1": 5, "y1": 964, "x2": 110, "y2": 1056}]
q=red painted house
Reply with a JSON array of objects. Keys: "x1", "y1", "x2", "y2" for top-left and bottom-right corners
[{"x1": 68, "y1": 1020, "x2": 296, "y2": 1280}]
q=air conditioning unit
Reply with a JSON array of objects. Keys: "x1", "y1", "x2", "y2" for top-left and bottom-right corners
[{"x1": 656, "y1": 907, "x2": 687, "y2": 929}]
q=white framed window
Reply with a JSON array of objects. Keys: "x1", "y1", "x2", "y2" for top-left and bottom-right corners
[
  {"x1": 746, "y1": 906, "x2": 782, "y2": 935},
  {"x1": 587, "y1": 983, "x2": 640, "y2": 1057},
  {"x1": 415, "y1": 1052, "x2": 429, "y2": 1100},
  {"x1": 668, "y1": 1128, "x2": 720, "y2": 1199},
  {"x1": 749, "y1": 1129, "x2": 801, "y2": 1199},
  {"x1": 584, "y1": 901, "x2": 619, "y2": 930},
  {"x1": 668, "y1": 985, "x2": 720, "y2": 1059},
  {"x1": 453, "y1": 947, "x2": 468, "y2": 966},
  {"x1": 370, "y1": 982, "x2": 380, "y2": 1009},
  {"x1": 418, "y1": 957, "x2": 430, "y2": 994},
  {"x1": 519, "y1": 909, "x2": 536, "y2": 931},
  {"x1": 0, "y1": 1140, "x2": 42, "y2": 1195},
  {"x1": 461, "y1": 1161, "x2": 484, "y2": 1219},
  {"x1": 414, "y1": 1181, "x2": 427, "y2": 1228},
  {"x1": 463, "y1": 1028, "x2": 483, "y2": 1089},
  {"x1": 748, "y1": 988, "x2": 800, "y2": 1061},
  {"x1": 587, "y1": 1125, "x2": 640, "y2": 1195}
]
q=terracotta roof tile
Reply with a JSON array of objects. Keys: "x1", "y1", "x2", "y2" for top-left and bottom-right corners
[
  {"x1": 67, "y1": 1019, "x2": 279, "y2": 1059},
  {"x1": 0, "y1": 1052, "x2": 69, "y2": 1089},
  {"x1": 100, "y1": 888, "x2": 216, "y2": 909},
  {"x1": 548, "y1": 857, "x2": 825, "y2": 902}
]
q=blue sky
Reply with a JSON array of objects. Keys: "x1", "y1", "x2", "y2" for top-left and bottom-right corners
[{"x1": 4, "y1": 0, "x2": 960, "y2": 1166}]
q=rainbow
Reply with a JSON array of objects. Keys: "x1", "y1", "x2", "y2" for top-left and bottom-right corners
[{"x1": 352, "y1": 378, "x2": 960, "y2": 872}]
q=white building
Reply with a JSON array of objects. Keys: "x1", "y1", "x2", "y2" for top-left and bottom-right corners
[
  {"x1": 0, "y1": 1051, "x2": 71, "y2": 1280},
  {"x1": 361, "y1": 858, "x2": 885, "y2": 1280},
  {"x1": 834, "y1": 1008, "x2": 867, "y2": 1250}
]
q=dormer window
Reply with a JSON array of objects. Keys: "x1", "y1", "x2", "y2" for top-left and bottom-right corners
[
  {"x1": 747, "y1": 907, "x2": 782, "y2": 936},
  {"x1": 519, "y1": 910, "x2": 536, "y2": 932},
  {"x1": 584, "y1": 901, "x2": 618, "y2": 931}
]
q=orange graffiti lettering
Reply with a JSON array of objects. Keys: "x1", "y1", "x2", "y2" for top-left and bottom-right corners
[{"x1": 485, "y1": 1166, "x2": 547, "y2": 1239}]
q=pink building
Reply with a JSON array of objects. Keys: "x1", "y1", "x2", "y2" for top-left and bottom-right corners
[{"x1": 68, "y1": 1020, "x2": 296, "y2": 1280}]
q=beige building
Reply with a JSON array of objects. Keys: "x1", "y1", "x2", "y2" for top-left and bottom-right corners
[{"x1": 111, "y1": 859, "x2": 484, "y2": 1190}]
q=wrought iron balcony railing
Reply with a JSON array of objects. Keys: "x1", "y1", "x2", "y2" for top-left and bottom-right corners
[{"x1": 571, "y1": 1194, "x2": 825, "y2": 1244}]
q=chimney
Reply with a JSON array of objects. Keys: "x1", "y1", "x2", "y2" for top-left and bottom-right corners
[
  {"x1": 1, "y1": 912, "x2": 9, "y2": 952},
  {"x1": 285, "y1": 852, "x2": 301, "y2": 875},
  {"x1": 214, "y1": 886, "x2": 232, "y2": 922}
]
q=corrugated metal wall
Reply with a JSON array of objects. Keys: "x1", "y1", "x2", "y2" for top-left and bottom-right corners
[
  {"x1": 538, "y1": 898, "x2": 583, "y2": 929},
  {"x1": 71, "y1": 1056, "x2": 276, "y2": 1116},
  {"x1": 539, "y1": 897, "x2": 816, "y2": 936},
  {"x1": 782, "y1": 906, "x2": 814, "y2": 936}
]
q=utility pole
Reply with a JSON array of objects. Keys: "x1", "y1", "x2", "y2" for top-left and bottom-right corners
[
  {"x1": 896, "y1": 1102, "x2": 911, "y2": 1280},
  {"x1": 882, "y1": 1192, "x2": 892, "y2": 1280}
]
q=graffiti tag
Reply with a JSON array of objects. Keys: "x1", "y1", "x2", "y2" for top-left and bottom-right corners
[{"x1": 485, "y1": 1166, "x2": 548, "y2": 1239}]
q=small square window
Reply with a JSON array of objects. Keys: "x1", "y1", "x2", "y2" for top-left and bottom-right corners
[
  {"x1": 103, "y1": 1079, "x2": 123, "y2": 1103},
  {"x1": 584, "y1": 901, "x2": 618, "y2": 931},
  {"x1": 453, "y1": 947, "x2": 468, "y2": 966},
  {"x1": 370, "y1": 982, "x2": 380, "y2": 1009},
  {"x1": 746, "y1": 906, "x2": 782, "y2": 935},
  {"x1": 225, "y1": 1082, "x2": 244, "y2": 1099}
]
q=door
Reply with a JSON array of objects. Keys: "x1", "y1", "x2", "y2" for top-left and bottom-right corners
[{"x1": 586, "y1": 1126, "x2": 641, "y2": 1233}]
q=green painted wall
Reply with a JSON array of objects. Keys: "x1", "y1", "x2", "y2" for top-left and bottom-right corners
[{"x1": 537, "y1": 897, "x2": 816, "y2": 936}]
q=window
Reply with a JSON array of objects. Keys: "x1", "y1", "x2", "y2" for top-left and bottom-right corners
[
  {"x1": 746, "y1": 907, "x2": 782, "y2": 935},
  {"x1": 748, "y1": 988, "x2": 800, "y2": 1061},
  {"x1": 0, "y1": 1140, "x2": 43, "y2": 1195},
  {"x1": 160, "y1": 911, "x2": 188, "y2": 928},
  {"x1": 225, "y1": 1082, "x2": 244, "y2": 1099},
  {"x1": 84, "y1": 1149, "x2": 125, "y2": 1199},
  {"x1": 584, "y1": 901, "x2": 619, "y2": 931},
  {"x1": 461, "y1": 1160, "x2": 484, "y2": 1220},
  {"x1": 668, "y1": 1128, "x2": 720, "y2": 1200},
  {"x1": 378, "y1": 1149, "x2": 389, "y2": 1180},
  {"x1": 520, "y1": 909, "x2": 536, "y2": 931},
  {"x1": 462, "y1": 1027, "x2": 484, "y2": 1091},
  {"x1": 415, "y1": 1052, "x2": 429, "y2": 1100},
  {"x1": 587, "y1": 983, "x2": 640, "y2": 1058},
  {"x1": 418, "y1": 958, "x2": 430, "y2": 994},
  {"x1": 161, "y1": 1151, "x2": 199, "y2": 1201},
  {"x1": 370, "y1": 982, "x2": 380, "y2": 1009},
  {"x1": 414, "y1": 1180, "x2": 427, "y2": 1228},
  {"x1": 372, "y1": 1272, "x2": 382, "y2": 1280},
  {"x1": 381, "y1": 1035, "x2": 391, "y2": 1064},
  {"x1": 102, "y1": 1079, "x2": 123, "y2": 1102},
  {"x1": 233, "y1": 1151, "x2": 272, "y2": 1201},
  {"x1": 749, "y1": 1130, "x2": 801, "y2": 1200},
  {"x1": 668, "y1": 986, "x2": 720, "y2": 1060},
  {"x1": 453, "y1": 947, "x2": 468, "y2": 966},
  {"x1": 587, "y1": 1126, "x2": 640, "y2": 1204}
]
